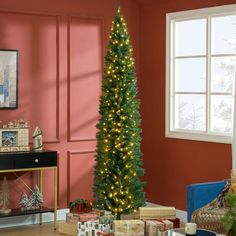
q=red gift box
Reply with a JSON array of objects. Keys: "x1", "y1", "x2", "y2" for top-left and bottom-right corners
[
  {"x1": 154, "y1": 219, "x2": 173, "y2": 231},
  {"x1": 96, "y1": 233, "x2": 112, "y2": 236},
  {"x1": 66, "y1": 213, "x2": 80, "y2": 224},
  {"x1": 79, "y1": 212, "x2": 98, "y2": 222},
  {"x1": 70, "y1": 199, "x2": 93, "y2": 214},
  {"x1": 167, "y1": 218, "x2": 180, "y2": 228}
]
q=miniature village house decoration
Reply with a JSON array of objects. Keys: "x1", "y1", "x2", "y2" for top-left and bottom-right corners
[
  {"x1": 0, "y1": 120, "x2": 30, "y2": 152},
  {"x1": 33, "y1": 126, "x2": 43, "y2": 152}
]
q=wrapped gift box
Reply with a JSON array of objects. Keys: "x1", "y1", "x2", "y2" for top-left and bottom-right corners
[
  {"x1": 113, "y1": 220, "x2": 144, "y2": 234},
  {"x1": 66, "y1": 212, "x2": 98, "y2": 224},
  {"x1": 167, "y1": 218, "x2": 180, "y2": 228},
  {"x1": 145, "y1": 219, "x2": 173, "y2": 236},
  {"x1": 78, "y1": 221, "x2": 98, "y2": 231},
  {"x1": 58, "y1": 222, "x2": 78, "y2": 236},
  {"x1": 78, "y1": 221, "x2": 112, "y2": 236},
  {"x1": 113, "y1": 234, "x2": 144, "y2": 236},
  {"x1": 66, "y1": 213, "x2": 80, "y2": 224},
  {"x1": 96, "y1": 233, "x2": 113, "y2": 236},
  {"x1": 139, "y1": 207, "x2": 176, "y2": 219},
  {"x1": 79, "y1": 212, "x2": 99, "y2": 222},
  {"x1": 145, "y1": 220, "x2": 164, "y2": 235},
  {"x1": 70, "y1": 199, "x2": 93, "y2": 214},
  {"x1": 159, "y1": 220, "x2": 173, "y2": 230},
  {"x1": 78, "y1": 221, "x2": 98, "y2": 236}
]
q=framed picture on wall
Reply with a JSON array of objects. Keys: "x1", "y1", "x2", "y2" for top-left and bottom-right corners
[{"x1": 0, "y1": 49, "x2": 18, "y2": 109}]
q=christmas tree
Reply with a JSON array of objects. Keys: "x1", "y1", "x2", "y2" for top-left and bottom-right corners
[
  {"x1": 20, "y1": 192, "x2": 31, "y2": 210},
  {"x1": 93, "y1": 5, "x2": 146, "y2": 218},
  {"x1": 29, "y1": 185, "x2": 43, "y2": 209},
  {"x1": 222, "y1": 192, "x2": 236, "y2": 235}
]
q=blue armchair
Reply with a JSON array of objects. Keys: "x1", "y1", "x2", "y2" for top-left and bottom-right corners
[{"x1": 186, "y1": 180, "x2": 227, "y2": 222}]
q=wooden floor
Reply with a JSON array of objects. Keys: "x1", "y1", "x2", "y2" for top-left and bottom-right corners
[{"x1": 0, "y1": 223, "x2": 61, "y2": 236}]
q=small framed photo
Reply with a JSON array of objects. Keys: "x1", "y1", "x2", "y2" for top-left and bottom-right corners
[{"x1": 0, "y1": 49, "x2": 18, "y2": 109}]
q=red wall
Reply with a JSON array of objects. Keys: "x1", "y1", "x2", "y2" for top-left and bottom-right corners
[
  {"x1": 139, "y1": 0, "x2": 236, "y2": 210},
  {"x1": 0, "y1": 0, "x2": 234, "y2": 213},
  {"x1": 0, "y1": 0, "x2": 140, "y2": 209}
]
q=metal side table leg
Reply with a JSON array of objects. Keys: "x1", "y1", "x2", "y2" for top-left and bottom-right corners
[
  {"x1": 54, "y1": 167, "x2": 58, "y2": 230},
  {"x1": 40, "y1": 169, "x2": 43, "y2": 225}
]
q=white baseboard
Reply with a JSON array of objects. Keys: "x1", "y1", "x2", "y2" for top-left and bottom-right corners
[
  {"x1": 176, "y1": 209, "x2": 187, "y2": 223},
  {"x1": 0, "y1": 208, "x2": 69, "y2": 229}
]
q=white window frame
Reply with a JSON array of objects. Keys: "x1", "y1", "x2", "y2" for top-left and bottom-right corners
[{"x1": 166, "y1": 4, "x2": 236, "y2": 144}]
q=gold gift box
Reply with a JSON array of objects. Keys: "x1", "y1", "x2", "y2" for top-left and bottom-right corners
[
  {"x1": 58, "y1": 222, "x2": 77, "y2": 236},
  {"x1": 139, "y1": 207, "x2": 176, "y2": 219},
  {"x1": 113, "y1": 220, "x2": 145, "y2": 234}
]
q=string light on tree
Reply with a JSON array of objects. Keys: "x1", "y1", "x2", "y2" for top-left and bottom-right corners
[{"x1": 93, "y1": 3, "x2": 146, "y2": 219}]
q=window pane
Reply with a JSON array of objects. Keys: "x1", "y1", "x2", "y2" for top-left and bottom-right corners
[
  {"x1": 175, "y1": 58, "x2": 206, "y2": 92},
  {"x1": 212, "y1": 15, "x2": 236, "y2": 54},
  {"x1": 210, "y1": 95, "x2": 233, "y2": 134},
  {"x1": 211, "y1": 56, "x2": 235, "y2": 93},
  {"x1": 175, "y1": 94, "x2": 206, "y2": 131},
  {"x1": 175, "y1": 19, "x2": 206, "y2": 56}
]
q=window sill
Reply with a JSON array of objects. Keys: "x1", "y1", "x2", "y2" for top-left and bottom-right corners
[{"x1": 165, "y1": 130, "x2": 232, "y2": 144}]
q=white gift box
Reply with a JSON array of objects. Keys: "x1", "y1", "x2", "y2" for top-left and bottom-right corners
[{"x1": 77, "y1": 221, "x2": 112, "y2": 236}]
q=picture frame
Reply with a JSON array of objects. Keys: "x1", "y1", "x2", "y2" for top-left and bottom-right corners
[
  {"x1": 0, "y1": 49, "x2": 18, "y2": 109},
  {"x1": 0, "y1": 120, "x2": 30, "y2": 152}
]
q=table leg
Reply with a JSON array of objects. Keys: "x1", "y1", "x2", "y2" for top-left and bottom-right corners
[
  {"x1": 54, "y1": 167, "x2": 58, "y2": 230},
  {"x1": 40, "y1": 169, "x2": 43, "y2": 225}
]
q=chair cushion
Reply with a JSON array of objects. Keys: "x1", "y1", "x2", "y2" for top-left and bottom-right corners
[{"x1": 192, "y1": 206, "x2": 228, "y2": 234}]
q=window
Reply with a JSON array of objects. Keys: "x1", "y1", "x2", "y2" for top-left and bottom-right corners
[{"x1": 166, "y1": 5, "x2": 236, "y2": 143}]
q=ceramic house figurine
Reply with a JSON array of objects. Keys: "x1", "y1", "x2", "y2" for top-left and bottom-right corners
[
  {"x1": 0, "y1": 177, "x2": 11, "y2": 214},
  {"x1": 33, "y1": 126, "x2": 43, "y2": 152}
]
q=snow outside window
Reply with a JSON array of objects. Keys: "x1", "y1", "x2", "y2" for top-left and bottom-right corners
[{"x1": 166, "y1": 4, "x2": 236, "y2": 143}]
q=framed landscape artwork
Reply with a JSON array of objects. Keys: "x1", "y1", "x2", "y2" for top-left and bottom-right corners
[{"x1": 0, "y1": 49, "x2": 18, "y2": 109}]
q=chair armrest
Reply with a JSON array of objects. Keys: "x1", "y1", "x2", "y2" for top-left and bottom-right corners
[{"x1": 187, "y1": 181, "x2": 226, "y2": 222}]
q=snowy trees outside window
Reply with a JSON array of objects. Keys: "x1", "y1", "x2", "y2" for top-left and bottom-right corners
[{"x1": 166, "y1": 7, "x2": 236, "y2": 143}]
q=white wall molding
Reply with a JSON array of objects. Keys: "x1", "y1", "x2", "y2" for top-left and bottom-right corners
[{"x1": 0, "y1": 208, "x2": 69, "y2": 229}]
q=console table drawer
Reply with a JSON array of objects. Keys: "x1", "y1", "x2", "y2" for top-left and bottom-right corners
[
  {"x1": 14, "y1": 152, "x2": 57, "y2": 169},
  {"x1": 0, "y1": 156, "x2": 14, "y2": 170},
  {"x1": 0, "y1": 150, "x2": 58, "y2": 229}
]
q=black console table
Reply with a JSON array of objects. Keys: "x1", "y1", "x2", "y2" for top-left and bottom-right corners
[{"x1": 0, "y1": 150, "x2": 58, "y2": 229}]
